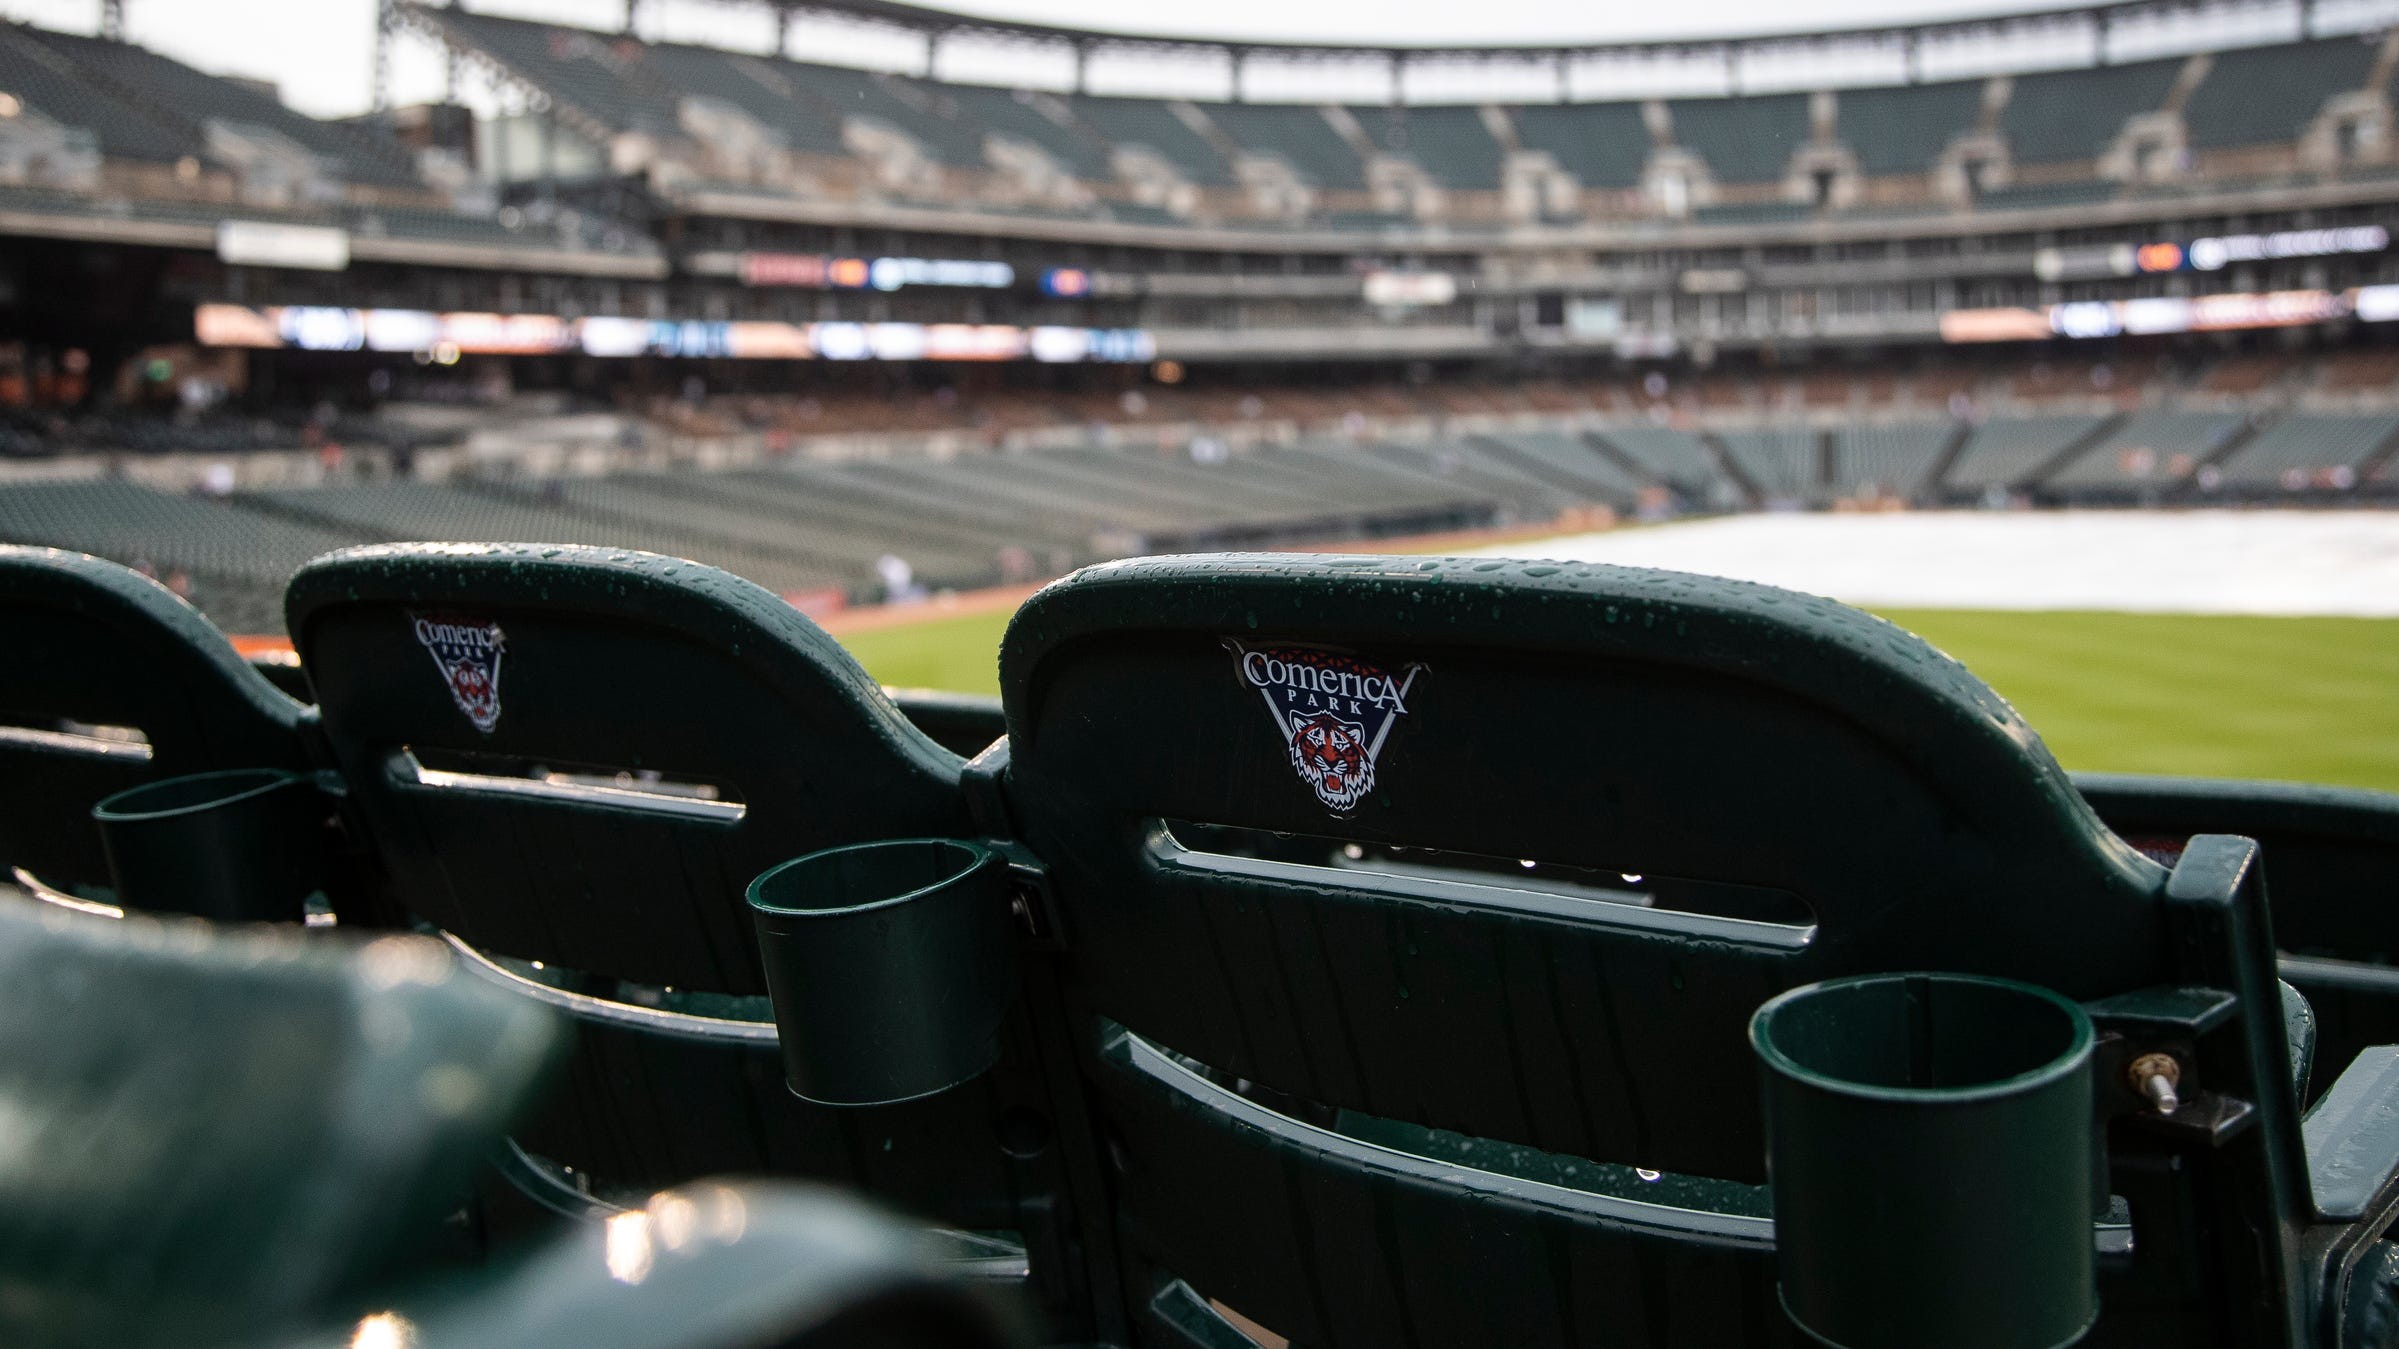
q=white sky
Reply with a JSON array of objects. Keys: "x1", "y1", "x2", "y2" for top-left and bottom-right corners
[{"x1": 0, "y1": 0, "x2": 2107, "y2": 115}]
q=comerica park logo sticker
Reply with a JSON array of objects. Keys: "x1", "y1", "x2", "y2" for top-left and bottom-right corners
[
  {"x1": 412, "y1": 613, "x2": 507, "y2": 734},
  {"x1": 1228, "y1": 641, "x2": 1424, "y2": 813}
]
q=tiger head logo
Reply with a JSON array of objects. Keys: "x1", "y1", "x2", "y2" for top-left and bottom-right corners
[
  {"x1": 1289, "y1": 712, "x2": 1373, "y2": 811},
  {"x1": 412, "y1": 612, "x2": 507, "y2": 734},
  {"x1": 1229, "y1": 642, "x2": 1423, "y2": 814}
]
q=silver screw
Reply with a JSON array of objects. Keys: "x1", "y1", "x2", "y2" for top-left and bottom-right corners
[{"x1": 2127, "y1": 1052, "x2": 2182, "y2": 1115}]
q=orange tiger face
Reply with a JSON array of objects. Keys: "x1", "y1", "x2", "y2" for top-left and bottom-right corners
[{"x1": 1289, "y1": 712, "x2": 1373, "y2": 811}]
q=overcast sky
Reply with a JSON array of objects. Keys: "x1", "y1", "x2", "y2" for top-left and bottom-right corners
[{"x1": 0, "y1": 0, "x2": 2112, "y2": 115}]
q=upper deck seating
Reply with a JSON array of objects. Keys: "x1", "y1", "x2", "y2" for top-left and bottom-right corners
[
  {"x1": 2003, "y1": 57, "x2": 2183, "y2": 164},
  {"x1": 1668, "y1": 93, "x2": 1813, "y2": 184},
  {"x1": 2183, "y1": 37, "x2": 2380, "y2": 150},
  {"x1": 0, "y1": 22, "x2": 198, "y2": 163},
  {"x1": 943, "y1": 84, "x2": 1116, "y2": 179},
  {"x1": 429, "y1": 9, "x2": 681, "y2": 136},
  {"x1": 1509, "y1": 101, "x2": 1653, "y2": 188},
  {"x1": 1069, "y1": 95, "x2": 1236, "y2": 185},
  {"x1": 25, "y1": 26, "x2": 419, "y2": 185},
  {"x1": 639, "y1": 43, "x2": 851, "y2": 157},
  {"x1": 1197, "y1": 102, "x2": 1367, "y2": 189},
  {"x1": 1837, "y1": 79, "x2": 1986, "y2": 176},
  {"x1": 1350, "y1": 104, "x2": 1505, "y2": 190},
  {"x1": 781, "y1": 62, "x2": 988, "y2": 168}
]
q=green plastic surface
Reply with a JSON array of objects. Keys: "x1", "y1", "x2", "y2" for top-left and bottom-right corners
[
  {"x1": 281, "y1": 1182, "x2": 1024, "y2": 1349},
  {"x1": 993, "y1": 554, "x2": 2376, "y2": 1349},
  {"x1": 1754, "y1": 973, "x2": 2098, "y2": 1349},
  {"x1": 0, "y1": 546, "x2": 315, "y2": 895},
  {"x1": 887, "y1": 688, "x2": 1008, "y2": 758},
  {"x1": 1001, "y1": 554, "x2": 2168, "y2": 1187},
  {"x1": 2078, "y1": 772, "x2": 2399, "y2": 1081},
  {"x1": 93, "y1": 767, "x2": 330, "y2": 921},
  {"x1": 0, "y1": 893, "x2": 559, "y2": 1349},
  {"x1": 287, "y1": 542, "x2": 972, "y2": 992},
  {"x1": 286, "y1": 544, "x2": 1088, "y2": 1333},
  {"x1": 750, "y1": 839, "x2": 1018, "y2": 1106}
]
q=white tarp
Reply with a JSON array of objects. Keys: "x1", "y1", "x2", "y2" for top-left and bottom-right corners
[{"x1": 1471, "y1": 510, "x2": 2399, "y2": 617}]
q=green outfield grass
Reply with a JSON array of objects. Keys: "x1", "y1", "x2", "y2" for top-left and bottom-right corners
[{"x1": 847, "y1": 606, "x2": 2399, "y2": 793}]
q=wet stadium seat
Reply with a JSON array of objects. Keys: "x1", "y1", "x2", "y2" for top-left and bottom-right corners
[
  {"x1": 2077, "y1": 772, "x2": 2399, "y2": 1077},
  {"x1": 284, "y1": 543, "x2": 1090, "y2": 1334},
  {"x1": 996, "y1": 553, "x2": 2399, "y2": 1348},
  {"x1": 0, "y1": 895, "x2": 558, "y2": 1349},
  {"x1": 0, "y1": 546, "x2": 320, "y2": 901},
  {"x1": 0, "y1": 892, "x2": 1021, "y2": 1349},
  {"x1": 275, "y1": 1181, "x2": 1026, "y2": 1349},
  {"x1": 886, "y1": 688, "x2": 1009, "y2": 758}
]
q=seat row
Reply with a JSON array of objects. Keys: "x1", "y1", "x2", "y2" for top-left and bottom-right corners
[{"x1": 11, "y1": 539, "x2": 2399, "y2": 1347}]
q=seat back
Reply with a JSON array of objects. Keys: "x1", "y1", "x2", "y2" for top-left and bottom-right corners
[
  {"x1": 2078, "y1": 771, "x2": 2399, "y2": 1079},
  {"x1": 287, "y1": 545, "x2": 1086, "y2": 1333},
  {"x1": 0, "y1": 896, "x2": 558, "y2": 1349},
  {"x1": 287, "y1": 542, "x2": 972, "y2": 994},
  {"x1": 888, "y1": 688, "x2": 1008, "y2": 758},
  {"x1": 998, "y1": 554, "x2": 2179, "y2": 1343},
  {"x1": 0, "y1": 547, "x2": 314, "y2": 894}
]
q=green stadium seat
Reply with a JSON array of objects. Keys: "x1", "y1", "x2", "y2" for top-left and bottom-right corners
[
  {"x1": 1348, "y1": 104, "x2": 1505, "y2": 191},
  {"x1": 1668, "y1": 94, "x2": 1812, "y2": 185},
  {"x1": 284, "y1": 542, "x2": 1088, "y2": 1333},
  {"x1": 886, "y1": 688, "x2": 1008, "y2": 759},
  {"x1": 1509, "y1": 101, "x2": 1652, "y2": 189},
  {"x1": 0, "y1": 546, "x2": 322, "y2": 902},
  {"x1": 0, "y1": 890, "x2": 1020, "y2": 1349},
  {"x1": 1071, "y1": 94, "x2": 1237, "y2": 186},
  {"x1": 1836, "y1": 79, "x2": 1985, "y2": 178},
  {"x1": 996, "y1": 552, "x2": 2399, "y2": 1347},
  {"x1": 277, "y1": 1181, "x2": 1025, "y2": 1349},
  {"x1": 2182, "y1": 37, "x2": 2380, "y2": 151},
  {"x1": 2077, "y1": 772, "x2": 2399, "y2": 1082},
  {"x1": 2002, "y1": 57, "x2": 2183, "y2": 165},
  {"x1": 0, "y1": 895, "x2": 559, "y2": 1349},
  {"x1": 639, "y1": 42, "x2": 852, "y2": 158},
  {"x1": 1196, "y1": 102, "x2": 1368, "y2": 190}
]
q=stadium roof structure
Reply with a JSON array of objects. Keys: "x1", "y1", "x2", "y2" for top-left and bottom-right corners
[
  {"x1": 667, "y1": 0, "x2": 2346, "y2": 58},
  {"x1": 392, "y1": 0, "x2": 2386, "y2": 102}
]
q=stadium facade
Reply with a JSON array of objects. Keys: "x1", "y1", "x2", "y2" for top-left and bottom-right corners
[{"x1": 6, "y1": 0, "x2": 2399, "y2": 625}]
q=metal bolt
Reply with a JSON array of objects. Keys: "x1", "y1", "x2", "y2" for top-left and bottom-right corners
[
  {"x1": 2127, "y1": 1052, "x2": 2182, "y2": 1115},
  {"x1": 1007, "y1": 886, "x2": 1044, "y2": 937}
]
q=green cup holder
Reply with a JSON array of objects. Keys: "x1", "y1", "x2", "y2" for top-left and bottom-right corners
[
  {"x1": 747, "y1": 839, "x2": 1018, "y2": 1107},
  {"x1": 1752, "y1": 972, "x2": 2098, "y2": 1349},
  {"x1": 92, "y1": 768, "x2": 329, "y2": 923}
]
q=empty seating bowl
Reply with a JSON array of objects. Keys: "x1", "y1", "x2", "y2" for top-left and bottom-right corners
[
  {"x1": 93, "y1": 768, "x2": 328, "y2": 922},
  {"x1": 748, "y1": 839, "x2": 1016, "y2": 1107},
  {"x1": 1752, "y1": 972, "x2": 2098, "y2": 1349}
]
